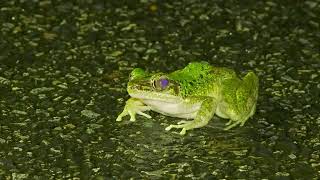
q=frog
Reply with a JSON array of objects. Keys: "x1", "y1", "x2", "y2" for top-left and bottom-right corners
[{"x1": 116, "y1": 62, "x2": 259, "y2": 135}]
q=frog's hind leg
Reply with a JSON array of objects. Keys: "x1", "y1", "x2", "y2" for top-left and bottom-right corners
[
  {"x1": 165, "y1": 97, "x2": 217, "y2": 135},
  {"x1": 224, "y1": 72, "x2": 258, "y2": 130},
  {"x1": 240, "y1": 71, "x2": 259, "y2": 113}
]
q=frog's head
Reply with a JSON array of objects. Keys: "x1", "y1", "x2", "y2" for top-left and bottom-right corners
[{"x1": 127, "y1": 68, "x2": 181, "y2": 102}]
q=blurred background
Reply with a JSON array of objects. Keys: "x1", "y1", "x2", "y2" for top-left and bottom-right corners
[{"x1": 0, "y1": 0, "x2": 319, "y2": 179}]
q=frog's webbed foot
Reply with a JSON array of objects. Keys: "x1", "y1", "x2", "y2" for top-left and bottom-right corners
[{"x1": 116, "y1": 98, "x2": 151, "y2": 122}]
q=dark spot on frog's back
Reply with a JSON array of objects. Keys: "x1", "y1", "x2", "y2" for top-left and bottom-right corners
[
  {"x1": 174, "y1": 84, "x2": 180, "y2": 95},
  {"x1": 210, "y1": 68, "x2": 221, "y2": 75}
]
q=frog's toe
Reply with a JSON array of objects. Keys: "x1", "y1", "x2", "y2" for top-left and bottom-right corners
[
  {"x1": 177, "y1": 120, "x2": 190, "y2": 125},
  {"x1": 128, "y1": 111, "x2": 136, "y2": 122},
  {"x1": 165, "y1": 124, "x2": 188, "y2": 135},
  {"x1": 165, "y1": 124, "x2": 182, "y2": 131},
  {"x1": 116, "y1": 111, "x2": 127, "y2": 121},
  {"x1": 116, "y1": 116, "x2": 122, "y2": 121},
  {"x1": 224, "y1": 121, "x2": 240, "y2": 130},
  {"x1": 137, "y1": 111, "x2": 152, "y2": 119},
  {"x1": 165, "y1": 125, "x2": 173, "y2": 131},
  {"x1": 129, "y1": 116, "x2": 136, "y2": 122},
  {"x1": 179, "y1": 128, "x2": 187, "y2": 135},
  {"x1": 240, "y1": 120, "x2": 247, "y2": 126},
  {"x1": 225, "y1": 120, "x2": 233, "y2": 126}
]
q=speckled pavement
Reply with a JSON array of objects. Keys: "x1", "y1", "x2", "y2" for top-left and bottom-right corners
[{"x1": 0, "y1": 1, "x2": 319, "y2": 179}]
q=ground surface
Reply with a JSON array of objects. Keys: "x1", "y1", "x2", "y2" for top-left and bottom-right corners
[{"x1": 0, "y1": 0, "x2": 319, "y2": 179}]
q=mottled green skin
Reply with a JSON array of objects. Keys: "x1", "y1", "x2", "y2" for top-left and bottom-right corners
[
  {"x1": 117, "y1": 62, "x2": 259, "y2": 135},
  {"x1": 169, "y1": 62, "x2": 235, "y2": 97}
]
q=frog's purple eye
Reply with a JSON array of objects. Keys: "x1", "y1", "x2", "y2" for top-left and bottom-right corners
[
  {"x1": 153, "y1": 77, "x2": 170, "y2": 90},
  {"x1": 160, "y1": 79, "x2": 169, "y2": 89}
]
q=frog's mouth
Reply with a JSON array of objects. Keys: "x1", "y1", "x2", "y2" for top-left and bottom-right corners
[{"x1": 128, "y1": 88, "x2": 182, "y2": 103}]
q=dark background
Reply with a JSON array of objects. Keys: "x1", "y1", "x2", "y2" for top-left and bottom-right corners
[{"x1": 0, "y1": 0, "x2": 319, "y2": 179}]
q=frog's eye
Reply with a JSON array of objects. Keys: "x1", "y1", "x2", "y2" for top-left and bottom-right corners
[{"x1": 153, "y1": 77, "x2": 169, "y2": 90}]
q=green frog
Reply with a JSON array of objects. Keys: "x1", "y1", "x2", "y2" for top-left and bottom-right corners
[{"x1": 116, "y1": 62, "x2": 259, "y2": 135}]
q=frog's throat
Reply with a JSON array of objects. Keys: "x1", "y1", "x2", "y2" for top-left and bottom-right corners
[{"x1": 128, "y1": 90, "x2": 182, "y2": 103}]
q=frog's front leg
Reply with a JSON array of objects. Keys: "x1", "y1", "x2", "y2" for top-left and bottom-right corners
[
  {"x1": 165, "y1": 97, "x2": 217, "y2": 135},
  {"x1": 116, "y1": 98, "x2": 152, "y2": 122}
]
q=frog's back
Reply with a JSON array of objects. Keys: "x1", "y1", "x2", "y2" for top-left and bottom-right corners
[
  {"x1": 180, "y1": 62, "x2": 237, "y2": 81},
  {"x1": 169, "y1": 62, "x2": 234, "y2": 98}
]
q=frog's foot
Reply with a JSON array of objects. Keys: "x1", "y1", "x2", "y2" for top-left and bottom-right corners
[
  {"x1": 116, "y1": 98, "x2": 151, "y2": 122},
  {"x1": 225, "y1": 120, "x2": 233, "y2": 126},
  {"x1": 165, "y1": 120, "x2": 204, "y2": 135},
  {"x1": 224, "y1": 120, "x2": 241, "y2": 130},
  {"x1": 166, "y1": 97, "x2": 216, "y2": 135}
]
